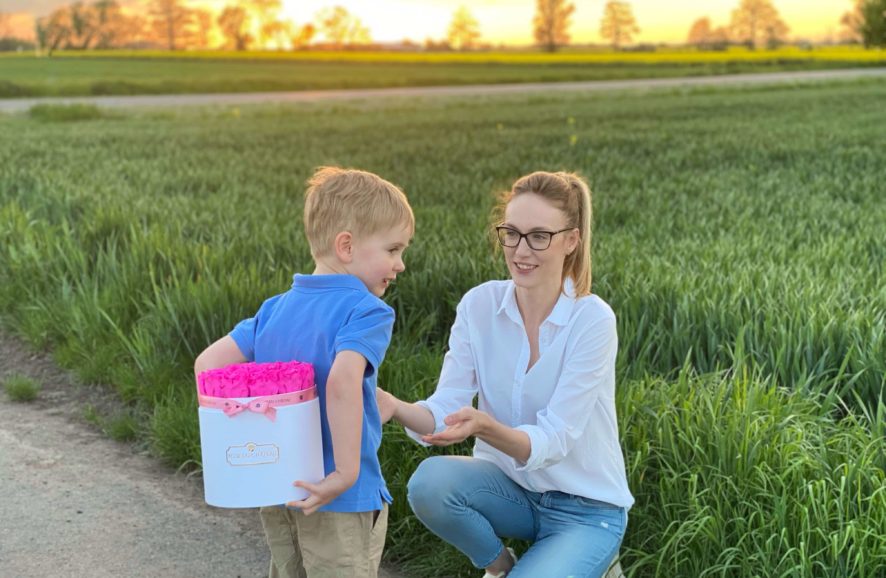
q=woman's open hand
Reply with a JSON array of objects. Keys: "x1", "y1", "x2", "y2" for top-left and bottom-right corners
[{"x1": 422, "y1": 406, "x2": 490, "y2": 446}]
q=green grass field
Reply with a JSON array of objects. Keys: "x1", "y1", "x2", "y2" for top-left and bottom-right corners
[
  {"x1": 1, "y1": 78, "x2": 884, "y2": 576},
  {"x1": 2, "y1": 46, "x2": 885, "y2": 97}
]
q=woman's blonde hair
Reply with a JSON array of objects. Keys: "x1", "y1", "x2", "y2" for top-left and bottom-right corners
[
  {"x1": 493, "y1": 171, "x2": 592, "y2": 297},
  {"x1": 303, "y1": 166, "x2": 414, "y2": 259}
]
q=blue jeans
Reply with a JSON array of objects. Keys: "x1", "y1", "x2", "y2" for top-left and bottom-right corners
[{"x1": 407, "y1": 456, "x2": 627, "y2": 578}]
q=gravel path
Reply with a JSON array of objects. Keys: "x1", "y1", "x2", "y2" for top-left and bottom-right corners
[
  {"x1": 1, "y1": 67, "x2": 885, "y2": 112},
  {"x1": 0, "y1": 330, "x2": 404, "y2": 578}
]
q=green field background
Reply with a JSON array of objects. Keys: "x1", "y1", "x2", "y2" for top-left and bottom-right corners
[
  {"x1": 1, "y1": 79, "x2": 884, "y2": 576},
  {"x1": 2, "y1": 46, "x2": 886, "y2": 97}
]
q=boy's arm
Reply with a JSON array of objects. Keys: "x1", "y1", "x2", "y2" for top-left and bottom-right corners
[
  {"x1": 288, "y1": 349, "x2": 365, "y2": 515},
  {"x1": 377, "y1": 388, "x2": 436, "y2": 435},
  {"x1": 194, "y1": 336, "x2": 248, "y2": 381}
]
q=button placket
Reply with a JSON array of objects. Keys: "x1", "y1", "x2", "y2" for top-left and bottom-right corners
[
  {"x1": 512, "y1": 330, "x2": 529, "y2": 424},
  {"x1": 539, "y1": 324, "x2": 549, "y2": 356}
]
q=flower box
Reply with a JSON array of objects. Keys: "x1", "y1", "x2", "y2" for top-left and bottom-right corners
[{"x1": 197, "y1": 362, "x2": 324, "y2": 508}]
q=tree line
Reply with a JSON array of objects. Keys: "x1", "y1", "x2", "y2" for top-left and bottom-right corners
[
  {"x1": 1, "y1": 0, "x2": 884, "y2": 55},
  {"x1": 688, "y1": 0, "x2": 886, "y2": 50},
  {"x1": 28, "y1": 0, "x2": 364, "y2": 55}
]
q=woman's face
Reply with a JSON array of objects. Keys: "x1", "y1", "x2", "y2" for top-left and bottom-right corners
[{"x1": 501, "y1": 193, "x2": 579, "y2": 293}]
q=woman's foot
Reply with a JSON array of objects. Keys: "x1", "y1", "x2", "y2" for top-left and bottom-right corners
[{"x1": 482, "y1": 547, "x2": 517, "y2": 578}]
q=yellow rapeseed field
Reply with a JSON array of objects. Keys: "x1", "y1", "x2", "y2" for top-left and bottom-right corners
[{"x1": 3, "y1": 45, "x2": 884, "y2": 64}]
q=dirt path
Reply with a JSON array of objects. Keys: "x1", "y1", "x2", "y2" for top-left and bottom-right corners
[
  {"x1": 0, "y1": 330, "x2": 404, "y2": 578},
  {"x1": 1, "y1": 68, "x2": 885, "y2": 112}
]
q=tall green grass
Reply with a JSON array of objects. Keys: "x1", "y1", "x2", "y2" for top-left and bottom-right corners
[
  {"x1": 621, "y1": 369, "x2": 885, "y2": 577},
  {"x1": 1, "y1": 79, "x2": 884, "y2": 576},
  {"x1": 29, "y1": 103, "x2": 105, "y2": 122}
]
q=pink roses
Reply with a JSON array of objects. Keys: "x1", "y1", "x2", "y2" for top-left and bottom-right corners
[{"x1": 198, "y1": 361, "x2": 315, "y2": 398}]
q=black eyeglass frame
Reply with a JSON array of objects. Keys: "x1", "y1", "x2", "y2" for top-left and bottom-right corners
[{"x1": 494, "y1": 225, "x2": 576, "y2": 251}]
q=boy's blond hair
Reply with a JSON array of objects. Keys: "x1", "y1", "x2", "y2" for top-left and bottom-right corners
[{"x1": 304, "y1": 166, "x2": 414, "y2": 259}]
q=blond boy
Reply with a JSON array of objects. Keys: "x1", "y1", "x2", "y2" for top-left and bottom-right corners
[{"x1": 195, "y1": 167, "x2": 414, "y2": 577}]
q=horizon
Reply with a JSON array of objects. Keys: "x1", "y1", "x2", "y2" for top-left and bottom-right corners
[{"x1": 1, "y1": 0, "x2": 855, "y2": 46}]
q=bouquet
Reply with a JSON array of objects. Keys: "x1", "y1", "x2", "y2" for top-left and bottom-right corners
[{"x1": 198, "y1": 361, "x2": 314, "y2": 397}]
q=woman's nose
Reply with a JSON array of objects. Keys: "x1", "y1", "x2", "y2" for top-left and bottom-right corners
[{"x1": 514, "y1": 237, "x2": 534, "y2": 256}]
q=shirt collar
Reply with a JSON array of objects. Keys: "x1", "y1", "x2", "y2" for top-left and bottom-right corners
[
  {"x1": 497, "y1": 278, "x2": 576, "y2": 328},
  {"x1": 292, "y1": 273, "x2": 369, "y2": 293}
]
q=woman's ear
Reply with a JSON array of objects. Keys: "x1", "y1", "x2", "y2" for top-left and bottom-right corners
[
  {"x1": 566, "y1": 229, "x2": 580, "y2": 256},
  {"x1": 333, "y1": 231, "x2": 354, "y2": 264}
]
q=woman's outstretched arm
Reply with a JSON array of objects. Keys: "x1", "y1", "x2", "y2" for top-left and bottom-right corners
[{"x1": 422, "y1": 406, "x2": 531, "y2": 463}]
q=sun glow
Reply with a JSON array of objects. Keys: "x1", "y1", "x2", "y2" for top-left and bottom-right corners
[
  {"x1": 279, "y1": 0, "x2": 455, "y2": 44},
  {"x1": 277, "y1": 0, "x2": 848, "y2": 45},
  {"x1": 11, "y1": 0, "x2": 854, "y2": 47}
]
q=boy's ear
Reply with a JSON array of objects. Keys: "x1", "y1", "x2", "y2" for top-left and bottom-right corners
[{"x1": 333, "y1": 231, "x2": 354, "y2": 264}]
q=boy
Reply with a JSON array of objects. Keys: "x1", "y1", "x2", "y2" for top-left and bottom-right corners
[{"x1": 194, "y1": 166, "x2": 413, "y2": 578}]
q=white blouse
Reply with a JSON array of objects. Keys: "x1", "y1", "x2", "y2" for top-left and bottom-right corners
[{"x1": 406, "y1": 280, "x2": 634, "y2": 509}]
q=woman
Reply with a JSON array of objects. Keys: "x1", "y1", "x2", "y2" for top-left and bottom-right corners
[{"x1": 378, "y1": 171, "x2": 632, "y2": 578}]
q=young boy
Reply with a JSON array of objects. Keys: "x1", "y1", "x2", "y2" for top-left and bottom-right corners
[{"x1": 194, "y1": 166, "x2": 413, "y2": 578}]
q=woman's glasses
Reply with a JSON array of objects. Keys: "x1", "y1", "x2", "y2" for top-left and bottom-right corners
[{"x1": 495, "y1": 226, "x2": 575, "y2": 251}]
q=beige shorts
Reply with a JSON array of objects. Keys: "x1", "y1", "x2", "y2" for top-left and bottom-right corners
[{"x1": 260, "y1": 503, "x2": 389, "y2": 578}]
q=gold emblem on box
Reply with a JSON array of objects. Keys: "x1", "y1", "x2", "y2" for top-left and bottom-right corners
[{"x1": 226, "y1": 442, "x2": 280, "y2": 467}]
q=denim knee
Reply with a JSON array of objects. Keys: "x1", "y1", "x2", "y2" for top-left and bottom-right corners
[{"x1": 407, "y1": 456, "x2": 459, "y2": 518}]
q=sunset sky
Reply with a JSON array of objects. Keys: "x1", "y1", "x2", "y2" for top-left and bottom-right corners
[{"x1": 3, "y1": 0, "x2": 855, "y2": 45}]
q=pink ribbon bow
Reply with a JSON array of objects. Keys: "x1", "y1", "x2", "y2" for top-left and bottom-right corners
[
  {"x1": 221, "y1": 399, "x2": 277, "y2": 422},
  {"x1": 198, "y1": 389, "x2": 317, "y2": 422}
]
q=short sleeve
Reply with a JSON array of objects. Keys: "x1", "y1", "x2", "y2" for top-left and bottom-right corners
[
  {"x1": 229, "y1": 295, "x2": 280, "y2": 361},
  {"x1": 334, "y1": 297, "x2": 395, "y2": 377}
]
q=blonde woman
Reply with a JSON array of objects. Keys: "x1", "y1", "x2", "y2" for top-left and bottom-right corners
[{"x1": 379, "y1": 172, "x2": 632, "y2": 577}]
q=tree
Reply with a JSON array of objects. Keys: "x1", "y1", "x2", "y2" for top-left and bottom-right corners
[
  {"x1": 687, "y1": 16, "x2": 731, "y2": 50},
  {"x1": 0, "y1": 12, "x2": 10, "y2": 39},
  {"x1": 317, "y1": 6, "x2": 370, "y2": 48},
  {"x1": 93, "y1": 1, "x2": 141, "y2": 49},
  {"x1": 533, "y1": 0, "x2": 575, "y2": 52},
  {"x1": 842, "y1": 0, "x2": 886, "y2": 47},
  {"x1": 67, "y1": 2, "x2": 97, "y2": 49},
  {"x1": 687, "y1": 17, "x2": 712, "y2": 46},
  {"x1": 709, "y1": 25, "x2": 731, "y2": 49},
  {"x1": 149, "y1": 0, "x2": 194, "y2": 50},
  {"x1": 36, "y1": 8, "x2": 72, "y2": 55},
  {"x1": 218, "y1": 5, "x2": 252, "y2": 51},
  {"x1": 447, "y1": 6, "x2": 481, "y2": 50},
  {"x1": 729, "y1": 0, "x2": 789, "y2": 49},
  {"x1": 248, "y1": 0, "x2": 282, "y2": 47},
  {"x1": 841, "y1": 1, "x2": 865, "y2": 42},
  {"x1": 291, "y1": 23, "x2": 316, "y2": 49},
  {"x1": 424, "y1": 37, "x2": 452, "y2": 51},
  {"x1": 262, "y1": 20, "x2": 293, "y2": 50},
  {"x1": 191, "y1": 8, "x2": 214, "y2": 49},
  {"x1": 600, "y1": 1, "x2": 639, "y2": 49},
  {"x1": 860, "y1": 0, "x2": 886, "y2": 47}
]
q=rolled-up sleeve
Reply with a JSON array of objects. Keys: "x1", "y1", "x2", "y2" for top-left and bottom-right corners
[
  {"x1": 512, "y1": 314, "x2": 617, "y2": 471},
  {"x1": 405, "y1": 299, "x2": 479, "y2": 445}
]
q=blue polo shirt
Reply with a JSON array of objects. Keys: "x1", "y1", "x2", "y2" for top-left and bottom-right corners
[{"x1": 229, "y1": 274, "x2": 395, "y2": 513}]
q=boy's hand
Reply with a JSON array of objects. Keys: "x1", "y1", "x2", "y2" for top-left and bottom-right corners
[
  {"x1": 376, "y1": 387, "x2": 398, "y2": 424},
  {"x1": 287, "y1": 471, "x2": 354, "y2": 515}
]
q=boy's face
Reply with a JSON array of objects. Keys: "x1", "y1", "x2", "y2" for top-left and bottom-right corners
[{"x1": 347, "y1": 224, "x2": 411, "y2": 297}]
